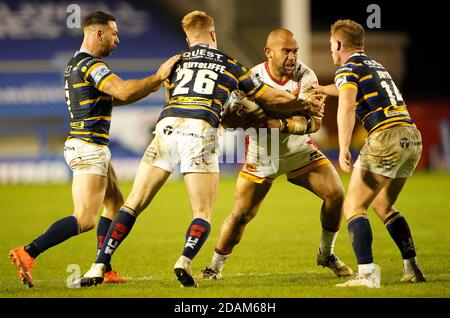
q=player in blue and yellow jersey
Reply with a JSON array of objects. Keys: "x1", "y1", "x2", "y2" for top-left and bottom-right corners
[
  {"x1": 8, "y1": 11, "x2": 180, "y2": 288},
  {"x1": 316, "y1": 19, "x2": 425, "y2": 288},
  {"x1": 77, "y1": 11, "x2": 325, "y2": 288}
]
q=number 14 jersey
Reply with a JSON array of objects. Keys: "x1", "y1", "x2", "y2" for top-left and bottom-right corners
[{"x1": 334, "y1": 52, "x2": 414, "y2": 135}]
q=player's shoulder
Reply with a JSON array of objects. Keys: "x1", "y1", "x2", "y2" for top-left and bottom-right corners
[{"x1": 293, "y1": 61, "x2": 317, "y2": 82}]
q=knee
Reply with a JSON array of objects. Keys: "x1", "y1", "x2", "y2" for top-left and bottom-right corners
[
  {"x1": 73, "y1": 213, "x2": 97, "y2": 233},
  {"x1": 371, "y1": 202, "x2": 395, "y2": 217},
  {"x1": 323, "y1": 185, "x2": 345, "y2": 207},
  {"x1": 231, "y1": 207, "x2": 256, "y2": 225}
]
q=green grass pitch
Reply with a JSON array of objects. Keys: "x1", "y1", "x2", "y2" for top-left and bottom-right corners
[{"x1": 1, "y1": 172, "x2": 449, "y2": 298}]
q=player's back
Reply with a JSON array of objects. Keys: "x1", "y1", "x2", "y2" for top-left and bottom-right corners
[
  {"x1": 64, "y1": 51, "x2": 114, "y2": 145},
  {"x1": 334, "y1": 53, "x2": 414, "y2": 135},
  {"x1": 159, "y1": 44, "x2": 266, "y2": 128}
]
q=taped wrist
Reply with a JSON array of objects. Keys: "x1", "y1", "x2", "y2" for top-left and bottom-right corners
[{"x1": 286, "y1": 116, "x2": 307, "y2": 134}]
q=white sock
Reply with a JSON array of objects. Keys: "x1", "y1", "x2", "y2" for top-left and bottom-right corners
[
  {"x1": 210, "y1": 251, "x2": 230, "y2": 273},
  {"x1": 403, "y1": 257, "x2": 418, "y2": 271},
  {"x1": 319, "y1": 229, "x2": 338, "y2": 256},
  {"x1": 358, "y1": 263, "x2": 375, "y2": 275}
]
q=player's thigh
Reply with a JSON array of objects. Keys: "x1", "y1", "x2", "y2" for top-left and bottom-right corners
[
  {"x1": 124, "y1": 161, "x2": 171, "y2": 215},
  {"x1": 343, "y1": 167, "x2": 390, "y2": 219},
  {"x1": 102, "y1": 163, "x2": 124, "y2": 217},
  {"x1": 371, "y1": 177, "x2": 408, "y2": 221},
  {"x1": 184, "y1": 172, "x2": 219, "y2": 220},
  {"x1": 231, "y1": 176, "x2": 272, "y2": 221},
  {"x1": 72, "y1": 173, "x2": 108, "y2": 218},
  {"x1": 288, "y1": 161, "x2": 344, "y2": 201}
]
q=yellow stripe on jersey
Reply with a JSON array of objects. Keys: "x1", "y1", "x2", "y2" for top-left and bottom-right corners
[
  {"x1": 85, "y1": 116, "x2": 112, "y2": 121},
  {"x1": 338, "y1": 83, "x2": 358, "y2": 91},
  {"x1": 70, "y1": 131, "x2": 110, "y2": 138},
  {"x1": 72, "y1": 57, "x2": 91, "y2": 71},
  {"x1": 224, "y1": 71, "x2": 238, "y2": 84},
  {"x1": 238, "y1": 72, "x2": 251, "y2": 82},
  {"x1": 248, "y1": 83, "x2": 268, "y2": 99},
  {"x1": 227, "y1": 59, "x2": 238, "y2": 65},
  {"x1": 214, "y1": 99, "x2": 223, "y2": 107},
  {"x1": 79, "y1": 96, "x2": 111, "y2": 105},
  {"x1": 165, "y1": 81, "x2": 174, "y2": 89},
  {"x1": 164, "y1": 105, "x2": 220, "y2": 121},
  {"x1": 98, "y1": 73, "x2": 116, "y2": 91},
  {"x1": 73, "y1": 82, "x2": 90, "y2": 88},
  {"x1": 345, "y1": 62, "x2": 363, "y2": 67},
  {"x1": 361, "y1": 107, "x2": 383, "y2": 122},
  {"x1": 359, "y1": 74, "x2": 373, "y2": 82},
  {"x1": 217, "y1": 84, "x2": 230, "y2": 94},
  {"x1": 355, "y1": 92, "x2": 379, "y2": 106},
  {"x1": 335, "y1": 72, "x2": 360, "y2": 81},
  {"x1": 368, "y1": 116, "x2": 411, "y2": 134},
  {"x1": 84, "y1": 62, "x2": 105, "y2": 80}
]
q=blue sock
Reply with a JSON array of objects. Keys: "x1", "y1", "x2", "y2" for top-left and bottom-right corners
[
  {"x1": 25, "y1": 216, "x2": 79, "y2": 258},
  {"x1": 182, "y1": 218, "x2": 211, "y2": 260},
  {"x1": 385, "y1": 212, "x2": 416, "y2": 259},
  {"x1": 97, "y1": 216, "x2": 113, "y2": 272},
  {"x1": 96, "y1": 210, "x2": 136, "y2": 265},
  {"x1": 347, "y1": 216, "x2": 373, "y2": 264}
]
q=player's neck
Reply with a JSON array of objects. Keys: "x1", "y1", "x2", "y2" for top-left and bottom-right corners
[
  {"x1": 80, "y1": 40, "x2": 102, "y2": 58},
  {"x1": 266, "y1": 62, "x2": 288, "y2": 82},
  {"x1": 341, "y1": 50, "x2": 364, "y2": 64}
]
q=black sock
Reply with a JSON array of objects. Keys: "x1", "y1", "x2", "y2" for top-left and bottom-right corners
[
  {"x1": 347, "y1": 216, "x2": 373, "y2": 264},
  {"x1": 96, "y1": 210, "x2": 136, "y2": 265},
  {"x1": 97, "y1": 216, "x2": 113, "y2": 272},
  {"x1": 182, "y1": 218, "x2": 211, "y2": 260},
  {"x1": 25, "y1": 216, "x2": 79, "y2": 258},
  {"x1": 385, "y1": 212, "x2": 416, "y2": 259}
]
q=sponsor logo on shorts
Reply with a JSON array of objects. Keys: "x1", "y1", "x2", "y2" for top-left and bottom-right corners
[
  {"x1": 309, "y1": 151, "x2": 323, "y2": 161},
  {"x1": 163, "y1": 126, "x2": 174, "y2": 135},
  {"x1": 64, "y1": 146, "x2": 75, "y2": 151},
  {"x1": 400, "y1": 138, "x2": 421, "y2": 149},
  {"x1": 245, "y1": 164, "x2": 258, "y2": 172}
]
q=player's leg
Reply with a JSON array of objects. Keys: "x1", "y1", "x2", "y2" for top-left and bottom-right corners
[
  {"x1": 9, "y1": 138, "x2": 110, "y2": 288},
  {"x1": 79, "y1": 161, "x2": 171, "y2": 286},
  {"x1": 173, "y1": 172, "x2": 219, "y2": 287},
  {"x1": 371, "y1": 178, "x2": 425, "y2": 282},
  {"x1": 335, "y1": 167, "x2": 389, "y2": 288},
  {"x1": 288, "y1": 161, "x2": 352, "y2": 277},
  {"x1": 202, "y1": 176, "x2": 272, "y2": 279},
  {"x1": 97, "y1": 162, "x2": 126, "y2": 283}
]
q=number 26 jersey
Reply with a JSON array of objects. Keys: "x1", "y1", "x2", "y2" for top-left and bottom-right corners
[{"x1": 159, "y1": 44, "x2": 268, "y2": 128}]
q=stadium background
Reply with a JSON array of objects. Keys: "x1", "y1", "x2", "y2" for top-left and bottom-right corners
[
  {"x1": 1, "y1": 0, "x2": 449, "y2": 183},
  {"x1": 0, "y1": 0, "x2": 449, "y2": 300}
]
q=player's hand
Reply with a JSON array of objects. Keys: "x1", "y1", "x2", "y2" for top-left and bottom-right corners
[
  {"x1": 290, "y1": 86, "x2": 300, "y2": 97},
  {"x1": 156, "y1": 54, "x2": 181, "y2": 80},
  {"x1": 304, "y1": 94, "x2": 326, "y2": 118},
  {"x1": 311, "y1": 83, "x2": 325, "y2": 95},
  {"x1": 339, "y1": 149, "x2": 352, "y2": 173}
]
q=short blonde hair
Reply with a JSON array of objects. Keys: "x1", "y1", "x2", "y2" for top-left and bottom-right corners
[
  {"x1": 181, "y1": 11, "x2": 214, "y2": 36},
  {"x1": 331, "y1": 19, "x2": 365, "y2": 50}
]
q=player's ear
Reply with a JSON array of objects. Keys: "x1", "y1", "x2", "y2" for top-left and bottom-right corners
[
  {"x1": 186, "y1": 37, "x2": 190, "y2": 46},
  {"x1": 337, "y1": 41, "x2": 342, "y2": 51},
  {"x1": 210, "y1": 30, "x2": 216, "y2": 43},
  {"x1": 264, "y1": 47, "x2": 272, "y2": 59},
  {"x1": 96, "y1": 29, "x2": 103, "y2": 42}
]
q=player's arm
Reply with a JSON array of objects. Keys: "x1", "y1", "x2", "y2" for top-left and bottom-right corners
[
  {"x1": 256, "y1": 87, "x2": 325, "y2": 117},
  {"x1": 101, "y1": 55, "x2": 180, "y2": 106},
  {"x1": 265, "y1": 115, "x2": 322, "y2": 135},
  {"x1": 337, "y1": 87, "x2": 358, "y2": 172},
  {"x1": 312, "y1": 83, "x2": 339, "y2": 97}
]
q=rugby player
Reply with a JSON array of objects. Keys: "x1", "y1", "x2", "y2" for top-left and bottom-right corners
[
  {"x1": 8, "y1": 11, "x2": 180, "y2": 288},
  {"x1": 76, "y1": 11, "x2": 325, "y2": 288},
  {"x1": 201, "y1": 28, "x2": 353, "y2": 281},
  {"x1": 317, "y1": 19, "x2": 425, "y2": 287}
]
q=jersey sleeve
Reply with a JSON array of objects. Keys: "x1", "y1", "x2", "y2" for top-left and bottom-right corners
[
  {"x1": 297, "y1": 65, "x2": 319, "y2": 99},
  {"x1": 79, "y1": 58, "x2": 116, "y2": 91},
  {"x1": 232, "y1": 62, "x2": 268, "y2": 99},
  {"x1": 334, "y1": 65, "x2": 360, "y2": 92}
]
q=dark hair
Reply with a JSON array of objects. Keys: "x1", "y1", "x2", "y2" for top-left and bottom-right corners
[{"x1": 82, "y1": 11, "x2": 116, "y2": 29}]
